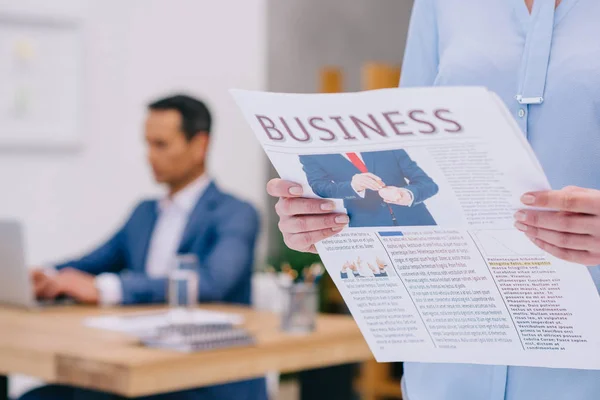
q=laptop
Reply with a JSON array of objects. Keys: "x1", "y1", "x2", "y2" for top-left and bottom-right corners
[{"x1": 0, "y1": 220, "x2": 71, "y2": 308}]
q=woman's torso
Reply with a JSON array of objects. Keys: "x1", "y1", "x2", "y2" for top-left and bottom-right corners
[{"x1": 402, "y1": 1, "x2": 600, "y2": 399}]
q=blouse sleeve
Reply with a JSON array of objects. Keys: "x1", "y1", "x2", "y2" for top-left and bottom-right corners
[{"x1": 400, "y1": 0, "x2": 439, "y2": 87}]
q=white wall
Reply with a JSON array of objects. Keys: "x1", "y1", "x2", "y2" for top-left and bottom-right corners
[{"x1": 0, "y1": 0, "x2": 267, "y2": 266}]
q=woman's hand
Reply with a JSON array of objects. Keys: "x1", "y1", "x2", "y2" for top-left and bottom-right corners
[
  {"x1": 514, "y1": 186, "x2": 600, "y2": 265},
  {"x1": 267, "y1": 178, "x2": 349, "y2": 253}
]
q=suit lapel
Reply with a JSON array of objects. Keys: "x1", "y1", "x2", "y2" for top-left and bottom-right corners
[
  {"x1": 338, "y1": 153, "x2": 352, "y2": 167},
  {"x1": 178, "y1": 182, "x2": 221, "y2": 253}
]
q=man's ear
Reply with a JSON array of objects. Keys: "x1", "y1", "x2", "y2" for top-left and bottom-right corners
[{"x1": 190, "y1": 132, "x2": 210, "y2": 162}]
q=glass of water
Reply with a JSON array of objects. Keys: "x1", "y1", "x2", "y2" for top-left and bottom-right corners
[{"x1": 168, "y1": 254, "x2": 200, "y2": 323}]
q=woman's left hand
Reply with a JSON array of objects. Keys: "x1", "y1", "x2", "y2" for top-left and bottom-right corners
[{"x1": 514, "y1": 186, "x2": 600, "y2": 265}]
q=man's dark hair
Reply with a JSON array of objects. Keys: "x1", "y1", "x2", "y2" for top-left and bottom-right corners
[{"x1": 148, "y1": 94, "x2": 212, "y2": 140}]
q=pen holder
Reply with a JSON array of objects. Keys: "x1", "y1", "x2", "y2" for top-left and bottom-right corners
[{"x1": 280, "y1": 282, "x2": 318, "y2": 334}]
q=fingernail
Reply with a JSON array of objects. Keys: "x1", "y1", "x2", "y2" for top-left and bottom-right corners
[
  {"x1": 514, "y1": 211, "x2": 527, "y2": 222},
  {"x1": 289, "y1": 186, "x2": 303, "y2": 196},
  {"x1": 320, "y1": 202, "x2": 335, "y2": 211},
  {"x1": 335, "y1": 215, "x2": 350, "y2": 224},
  {"x1": 521, "y1": 194, "x2": 535, "y2": 205},
  {"x1": 514, "y1": 222, "x2": 528, "y2": 232},
  {"x1": 331, "y1": 227, "x2": 344, "y2": 232}
]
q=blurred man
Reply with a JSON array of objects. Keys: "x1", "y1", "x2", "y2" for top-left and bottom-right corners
[{"x1": 22, "y1": 94, "x2": 267, "y2": 400}]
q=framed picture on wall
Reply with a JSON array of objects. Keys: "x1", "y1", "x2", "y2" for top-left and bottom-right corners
[{"x1": 0, "y1": 13, "x2": 82, "y2": 150}]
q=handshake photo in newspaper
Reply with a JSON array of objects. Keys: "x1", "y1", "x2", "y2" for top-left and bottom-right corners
[{"x1": 299, "y1": 149, "x2": 440, "y2": 228}]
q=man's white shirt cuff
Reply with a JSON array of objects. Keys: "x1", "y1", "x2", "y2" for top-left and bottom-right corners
[{"x1": 94, "y1": 273, "x2": 123, "y2": 306}]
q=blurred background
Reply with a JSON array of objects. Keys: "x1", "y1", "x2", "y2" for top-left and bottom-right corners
[{"x1": 0, "y1": 0, "x2": 414, "y2": 399}]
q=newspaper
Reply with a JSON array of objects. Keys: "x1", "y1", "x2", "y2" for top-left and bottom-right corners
[{"x1": 231, "y1": 86, "x2": 600, "y2": 369}]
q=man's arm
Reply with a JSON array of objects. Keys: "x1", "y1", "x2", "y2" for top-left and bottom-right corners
[
  {"x1": 395, "y1": 149, "x2": 439, "y2": 204},
  {"x1": 118, "y1": 202, "x2": 259, "y2": 305},
  {"x1": 34, "y1": 223, "x2": 128, "y2": 304},
  {"x1": 48, "y1": 203, "x2": 152, "y2": 305},
  {"x1": 54, "y1": 227, "x2": 127, "y2": 275},
  {"x1": 300, "y1": 155, "x2": 361, "y2": 200}
]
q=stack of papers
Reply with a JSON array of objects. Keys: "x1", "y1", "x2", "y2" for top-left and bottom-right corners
[{"x1": 84, "y1": 309, "x2": 244, "y2": 336}]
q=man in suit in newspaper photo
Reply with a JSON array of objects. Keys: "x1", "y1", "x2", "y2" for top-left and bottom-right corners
[{"x1": 299, "y1": 149, "x2": 439, "y2": 227}]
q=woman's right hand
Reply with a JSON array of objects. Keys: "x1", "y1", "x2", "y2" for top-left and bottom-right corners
[{"x1": 267, "y1": 178, "x2": 350, "y2": 253}]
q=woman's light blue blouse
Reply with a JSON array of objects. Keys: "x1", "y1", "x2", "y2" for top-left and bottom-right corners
[{"x1": 399, "y1": 0, "x2": 600, "y2": 399}]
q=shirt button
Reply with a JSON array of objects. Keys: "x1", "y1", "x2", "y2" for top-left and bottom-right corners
[{"x1": 518, "y1": 108, "x2": 526, "y2": 118}]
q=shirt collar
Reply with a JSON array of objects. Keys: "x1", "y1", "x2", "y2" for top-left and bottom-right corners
[{"x1": 158, "y1": 174, "x2": 211, "y2": 214}]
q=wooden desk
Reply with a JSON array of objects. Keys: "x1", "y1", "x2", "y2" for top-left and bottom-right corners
[{"x1": 0, "y1": 304, "x2": 373, "y2": 398}]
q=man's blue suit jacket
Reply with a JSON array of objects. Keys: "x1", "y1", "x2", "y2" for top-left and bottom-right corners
[
  {"x1": 55, "y1": 182, "x2": 258, "y2": 305},
  {"x1": 299, "y1": 150, "x2": 439, "y2": 227},
  {"x1": 52, "y1": 182, "x2": 267, "y2": 400}
]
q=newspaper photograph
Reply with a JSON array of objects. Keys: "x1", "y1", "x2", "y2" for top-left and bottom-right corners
[{"x1": 231, "y1": 86, "x2": 600, "y2": 369}]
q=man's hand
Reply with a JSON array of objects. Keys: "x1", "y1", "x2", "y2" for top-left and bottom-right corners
[
  {"x1": 56, "y1": 268, "x2": 100, "y2": 304},
  {"x1": 379, "y1": 186, "x2": 413, "y2": 206},
  {"x1": 31, "y1": 268, "x2": 98, "y2": 303},
  {"x1": 514, "y1": 186, "x2": 600, "y2": 265},
  {"x1": 30, "y1": 269, "x2": 61, "y2": 299},
  {"x1": 351, "y1": 173, "x2": 385, "y2": 193},
  {"x1": 267, "y1": 179, "x2": 349, "y2": 253}
]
